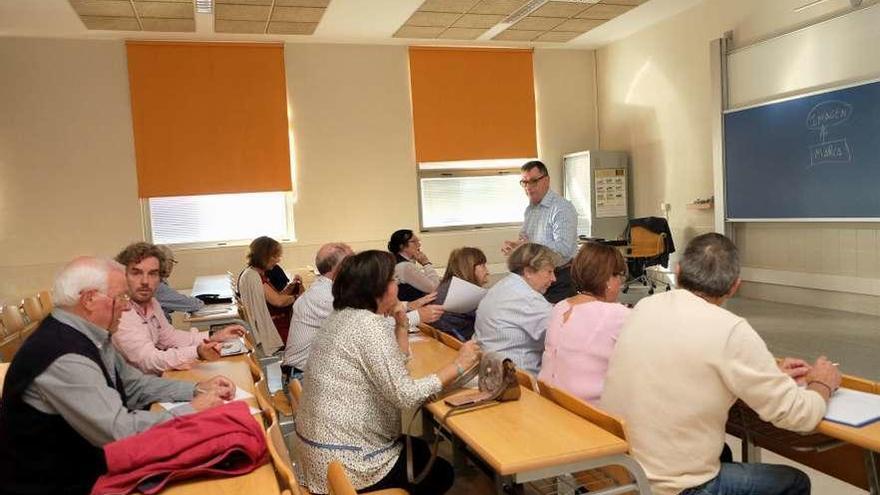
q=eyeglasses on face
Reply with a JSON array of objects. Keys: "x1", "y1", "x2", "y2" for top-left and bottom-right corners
[{"x1": 519, "y1": 175, "x2": 547, "y2": 187}]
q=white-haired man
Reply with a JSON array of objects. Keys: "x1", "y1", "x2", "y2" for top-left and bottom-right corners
[
  {"x1": 281, "y1": 242, "x2": 443, "y2": 380},
  {"x1": 0, "y1": 257, "x2": 234, "y2": 495}
]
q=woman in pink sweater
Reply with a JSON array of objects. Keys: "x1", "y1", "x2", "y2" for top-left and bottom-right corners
[{"x1": 538, "y1": 242, "x2": 629, "y2": 404}]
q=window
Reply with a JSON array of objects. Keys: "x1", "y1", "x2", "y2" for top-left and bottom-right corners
[
  {"x1": 418, "y1": 159, "x2": 531, "y2": 230},
  {"x1": 145, "y1": 192, "x2": 294, "y2": 247}
]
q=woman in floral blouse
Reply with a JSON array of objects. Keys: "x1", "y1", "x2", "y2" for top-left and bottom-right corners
[{"x1": 293, "y1": 250, "x2": 480, "y2": 495}]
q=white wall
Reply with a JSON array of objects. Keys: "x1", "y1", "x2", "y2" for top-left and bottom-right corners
[
  {"x1": 596, "y1": 0, "x2": 880, "y2": 314},
  {"x1": 0, "y1": 38, "x2": 597, "y2": 302}
]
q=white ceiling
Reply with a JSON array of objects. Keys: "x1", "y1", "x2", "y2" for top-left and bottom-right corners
[{"x1": 0, "y1": 0, "x2": 705, "y2": 49}]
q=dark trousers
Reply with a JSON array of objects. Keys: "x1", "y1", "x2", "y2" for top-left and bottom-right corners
[
  {"x1": 544, "y1": 263, "x2": 575, "y2": 304},
  {"x1": 360, "y1": 436, "x2": 454, "y2": 495}
]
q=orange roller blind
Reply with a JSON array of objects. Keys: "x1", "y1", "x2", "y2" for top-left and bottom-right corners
[
  {"x1": 409, "y1": 47, "x2": 537, "y2": 163},
  {"x1": 126, "y1": 41, "x2": 292, "y2": 198}
]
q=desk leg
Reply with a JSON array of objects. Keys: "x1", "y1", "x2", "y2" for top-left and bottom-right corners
[
  {"x1": 495, "y1": 474, "x2": 523, "y2": 495},
  {"x1": 741, "y1": 432, "x2": 762, "y2": 463},
  {"x1": 866, "y1": 450, "x2": 879, "y2": 495}
]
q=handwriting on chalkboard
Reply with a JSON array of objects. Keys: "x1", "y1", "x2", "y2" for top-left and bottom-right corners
[{"x1": 807, "y1": 100, "x2": 853, "y2": 167}]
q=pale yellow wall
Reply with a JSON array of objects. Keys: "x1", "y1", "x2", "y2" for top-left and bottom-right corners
[
  {"x1": 596, "y1": 0, "x2": 880, "y2": 313},
  {"x1": 0, "y1": 39, "x2": 597, "y2": 303}
]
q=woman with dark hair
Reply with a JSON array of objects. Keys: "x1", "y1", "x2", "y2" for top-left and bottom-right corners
[
  {"x1": 293, "y1": 250, "x2": 480, "y2": 495},
  {"x1": 387, "y1": 229, "x2": 439, "y2": 302},
  {"x1": 538, "y1": 242, "x2": 629, "y2": 405},
  {"x1": 432, "y1": 247, "x2": 490, "y2": 341},
  {"x1": 238, "y1": 236, "x2": 300, "y2": 355}
]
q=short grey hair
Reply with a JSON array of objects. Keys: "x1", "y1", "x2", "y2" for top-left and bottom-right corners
[
  {"x1": 507, "y1": 243, "x2": 561, "y2": 275},
  {"x1": 53, "y1": 257, "x2": 125, "y2": 307},
  {"x1": 315, "y1": 243, "x2": 353, "y2": 275},
  {"x1": 677, "y1": 233, "x2": 740, "y2": 298}
]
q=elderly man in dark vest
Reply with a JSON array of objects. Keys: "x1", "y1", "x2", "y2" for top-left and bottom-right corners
[{"x1": 0, "y1": 257, "x2": 235, "y2": 494}]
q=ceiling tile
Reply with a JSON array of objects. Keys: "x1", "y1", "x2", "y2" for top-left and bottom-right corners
[
  {"x1": 470, "y1": 0, "x2": 527, "y2": 16},
  {"x1": 492, "y1": 29, "x2": 540, "y2": 41},
  {"x1": 511, "y1": 16, "x2": 564, "y2": 31},
  {"x1": 134, "y1": 2, "x2": 193, "y2": 19},
  {"x1": 419, "y1": 0, "x2": 479, "y2": 13},
  {"x1": 215, "y1": 4, "x2": 270, "y2": 21},
  {"x1": 393, "y1": 25, "x2": 446, "y2": 38},
  {"x1": 78, "y1": 15, "x2": 140, "y2": 30},
  {"x1": 141, "y1": 18, "x2": 195, "y2": 31},
  {"x1": 600, "y1": 0, "x2": 647, "y2": 5},
  {"x1": 268, "y1": 21, "x2": 319, "y2": 34},
  {"x1": 406, "y1": 11, "x2": 460, "y2": 27},
  {"x1": 215, "y1": 0, "x2": 271, "y2": 4},
  {"x1": 68, "y1": 0, "x2": 135, "y2": 18},
  {"x1": 452, "y1": 13, "x2": 503, "y2": 28},
  {"x1": 553, "y1": 18, "x2": 605, "y2": 31},
  {"x1": 536, "y1": 31, "x2": 580, "y2": 42},
  {"x1": 439, "y1": 27, "x2": 486, "y2": 39},
  {"x1": 271, "y1": 6, "x2": 325, "y2": 22},
  {"x1": 214, "y1": 19, "x2": 266, "y2": 33},
  {"x1": 275, "y1": 0, "x2": 330, "y2": 6},
  {"x1": 576, "y1": 4, "x2": 633, "y2": 19},
  {"x1": 528, "y1": 1, "x2": 587, "y2": 18}
]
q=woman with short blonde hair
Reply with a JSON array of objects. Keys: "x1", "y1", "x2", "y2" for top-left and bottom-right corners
[{"x1": 474, "y1": 243, "x2": 560, "y2": 375}]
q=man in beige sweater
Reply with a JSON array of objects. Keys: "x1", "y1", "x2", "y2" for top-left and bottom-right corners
[{"x1": 602, "y1": 233, "x2": 841, "y2": 495}]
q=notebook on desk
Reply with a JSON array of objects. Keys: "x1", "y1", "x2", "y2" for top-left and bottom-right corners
[{"x1": 824, "y1": 388, "x2": 880, "y2": 427}]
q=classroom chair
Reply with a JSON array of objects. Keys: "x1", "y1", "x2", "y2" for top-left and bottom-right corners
[
  {"x1": 287, "y1": 378, "x2": 303, "y2": 416},
  {"x1": 22, "y1": 295, "x2": 46, "y2": 323},
  {"x1": 623, "y1": 218, "x2": 673, "y2": 295}
]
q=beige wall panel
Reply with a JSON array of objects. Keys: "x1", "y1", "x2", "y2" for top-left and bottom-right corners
[{"x1": 0, "y1": 38, "x2": 142, "y2": 300}]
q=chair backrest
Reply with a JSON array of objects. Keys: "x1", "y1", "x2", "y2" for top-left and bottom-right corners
[
  {"x1": 38, "y1": 290, "x2": 53, "y2": 313},
  {"x1": 327, "y1": 461, "x2": 357, "y2": 495},
  {"x1": 264, "y1": 419, "x2": 302, "y2": 494},
  {"x1": 288, "y1": 378, "x2": 303, "y2": 414},
  {"x1": 516, "y1": 369, "x2": 539, "y2": 392},
  {"x1": 629, "y1": 226, "x2": 665, "y2": 258},
  {"x1": 537, "y1": 379, "x2": 628, "y2": 440},
  {"x1": 0, "y1": 362, "x2": 10, "y2": 395},
  {"x1": 22, "y1": 296, "x2": 45, "y2": 322},
  {"x1": 255, "y1": 378, "x2": 277, "y2": 422},
  {"x1": 247, "y1": 353, "x2": 265, "y2": 382},
  {"x1": 1, "y1": 305, "x2": 26, "y2": 334},
  {"x1": 436, "y1": 330, "x2": 462, "y2": 350}
]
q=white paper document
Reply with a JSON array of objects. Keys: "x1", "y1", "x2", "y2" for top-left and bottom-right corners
[
  {"x1": 824, "y1": 388, "x2": 880, "y2": 427},
  {"x1": 442, "y1": 277, "x2": 487, "y2": 314},
  {"x1": 159, "y1": 387, "x2": 257, "y2": 414}
]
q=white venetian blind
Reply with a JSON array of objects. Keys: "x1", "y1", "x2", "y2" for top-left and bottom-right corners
[
  {"x1": 148, "y1": 192, "x2": 291, "y2": 245},
  {"x1": 420, "y1": 174, "x2": 527, "y2": 229}
]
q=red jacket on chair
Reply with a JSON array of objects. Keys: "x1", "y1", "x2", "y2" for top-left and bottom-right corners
[{"x1": 91, "y1": 401, "x2": 268, "y2": 495}]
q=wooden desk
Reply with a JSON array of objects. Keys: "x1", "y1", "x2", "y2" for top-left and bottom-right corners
[
  {"x1": 141, "y1": 360, "x2": 280, "y2": 495},
  {"x1": 728, "y1": 382, "x2": 880, "y2": 494},
  {"x1": 409, "y1": 337, "x2": 646, "y2": 493}
]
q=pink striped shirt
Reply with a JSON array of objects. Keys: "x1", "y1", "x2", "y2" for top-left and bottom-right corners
[
  {"x1": 113, "y1": 298, "x2": 208, "y2": 375},
  {"x1": 538, "y1": 298, "x2": 629, "y2": 404}
]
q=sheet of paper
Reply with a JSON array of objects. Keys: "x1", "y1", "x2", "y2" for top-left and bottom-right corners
[
  {"x1": 159, "y1": 401, "x2": 260, "y2": 416},
  {"x1": 442, "y1": 277, "x2": 488, "y2": 314},
  {"x1": 159, "y1": 387, "x2": 254, "y2": 413},
  {"x1": 824, "y1": 388, "x2": 880, "y2": 427}
]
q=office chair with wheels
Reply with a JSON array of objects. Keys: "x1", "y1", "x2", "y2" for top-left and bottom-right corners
[{"x1": 622, "y1": 218, "x2": 674, "y2": 295}]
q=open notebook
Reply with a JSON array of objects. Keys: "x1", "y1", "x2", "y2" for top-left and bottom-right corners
[
  {"x1": 159, "y1": 387, "x2": 261, "y2": 415},
  {"x1": 824, "y1": 388, "x2": 880, "y2": 427}
]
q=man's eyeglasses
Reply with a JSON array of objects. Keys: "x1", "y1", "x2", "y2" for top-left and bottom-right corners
[{"x1": 519, "y1": 175, "x2": 547, "y2": 187}]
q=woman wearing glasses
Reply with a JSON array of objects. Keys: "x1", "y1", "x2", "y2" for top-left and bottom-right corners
[
  {"x1": 538, "y1": 241, "x2": 629, "y2": 405},
  {"x1": 387, "y1": 229, "x2": 440, "y2": 302}
]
